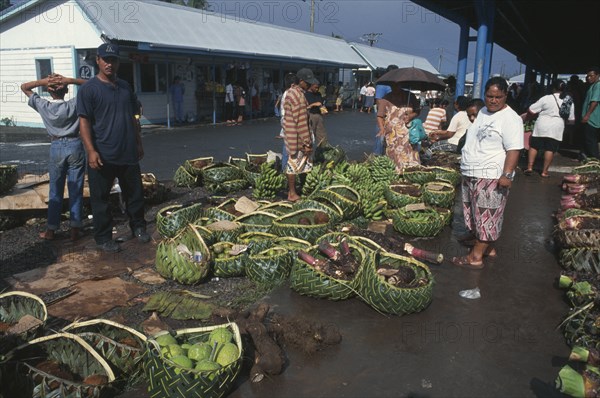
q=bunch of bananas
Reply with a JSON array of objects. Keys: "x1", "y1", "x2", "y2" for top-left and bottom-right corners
[
  {"x1": 253, "y1": 161, "x2": 285, "y2": 199},
  {"x1": 368, "y1": 155, "x2": 399, "y2": 184},
  {"x1": 359, "y1": 182, "x2": 387, "y2": 220},
  {"x1": 344, "y1": 163, "x2": 371, "y2": 188},
  {"x1": 302, "y1": 163, "x2": 332, "y2": 197}
]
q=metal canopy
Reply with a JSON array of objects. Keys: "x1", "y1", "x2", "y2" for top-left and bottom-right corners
[{"x1": 412, "y1": 0, "x2": 600, "y2": 74}]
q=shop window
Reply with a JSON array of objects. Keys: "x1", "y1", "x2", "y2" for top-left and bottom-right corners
[
  {"x1": 119, "y1": 62, "x2": 135, "y2": 91},
  {"x1": 140, "y1": 63, "x2": 167, "y2": 93},
  {"x1": 35, "y1": 58, "x2": 53, "y2": 94}
]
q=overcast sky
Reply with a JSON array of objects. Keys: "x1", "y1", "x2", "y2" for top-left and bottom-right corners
[{"x1": 206, "y1": 0, "x2": 523, "y2": 77}]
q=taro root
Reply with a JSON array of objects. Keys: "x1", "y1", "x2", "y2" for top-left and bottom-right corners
[
  {"x1": 313, "y1": 211, "x2": 330, "y2": 225},
  {"x1": 377, "y1": 263, "x2": 418, "y2": 287},
  {"x1": 191, "y1": 159, "x2": 210, "y2": 169},
  {"x1": 298, "y1": 217, "x2": 312, "y2": 225},
  {"x1": 0, "y1": 321, "x2": 11, "y2": 333},
  {"x1": 82, "y1": 374, "x2": 109, "y2": 386}
]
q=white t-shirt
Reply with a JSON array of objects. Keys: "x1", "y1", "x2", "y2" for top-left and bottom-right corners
[
  {"x1": 461, "y1": 106, "x2": 524, "y2": 179},
  {"x1": 446, "y1": 110, "x2": 472, "y2": 145},
  {"x1": 225, "y1": 84, "x2": 234, "y2": 103},
  {"x1": 529, "y1": 93, "x2": 574, "y2": 141}
]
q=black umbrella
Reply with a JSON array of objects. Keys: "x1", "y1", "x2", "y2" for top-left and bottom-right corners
[{"x1": 376, "y1": 67, "x2": 446, "y2": 91}]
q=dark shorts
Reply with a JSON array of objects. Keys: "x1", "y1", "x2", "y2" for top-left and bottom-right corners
[{"x1": 529, "y1": 136, "x2": 560, "y2": 153}]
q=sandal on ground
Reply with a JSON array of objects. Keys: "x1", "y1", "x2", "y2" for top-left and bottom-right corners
[
  {"x1": 541, "y1": 173, "x2": 550, "y2": 178},
  {"x1": 524, "y1": 169, "x2": 533, "y2": 176},
  {"x1": 484, "y1": 248, "x2": 497, "y2": 258},
  {"x1": 451, "y1": 256, "x2": 484, "y2": 270}
]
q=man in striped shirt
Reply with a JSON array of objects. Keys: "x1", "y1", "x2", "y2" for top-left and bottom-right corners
[
  {"x1": 423, "y1": 98, "x2": 447, "y2": 134},
  {"x1": 283, "y1": 68, "x2": 317, "y2": 202}
]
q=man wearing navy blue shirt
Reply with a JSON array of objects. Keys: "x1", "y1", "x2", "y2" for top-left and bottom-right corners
[{"x1": 77, "y1": 43, "x2": 150, "y2": 252}]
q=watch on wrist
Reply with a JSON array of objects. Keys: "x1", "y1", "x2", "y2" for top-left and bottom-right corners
[{"x1": 502, "y1": 171, "x2": 515, "y2": 181}]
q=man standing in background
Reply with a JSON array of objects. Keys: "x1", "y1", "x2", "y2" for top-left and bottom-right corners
[
  {"x1": 170, "y1": 76, "x2": 185, "y2": 124},
  {"x1": 581, "y1": 66, "x2": 600, "y2": 160}
]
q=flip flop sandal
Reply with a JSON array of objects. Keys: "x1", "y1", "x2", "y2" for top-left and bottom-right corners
[
  {"x1": 524, "y1": 169, "x2": 533, "y2": 176},
  {"x1": 451, "y1": 256, "x2": 484, "y2": 270}
]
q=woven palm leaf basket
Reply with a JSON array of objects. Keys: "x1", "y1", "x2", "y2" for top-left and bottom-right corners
[
  {"x1": 1, "y1": 332, "x2": 117, "y2": 398},
  {"x1": 210, "y1": 242, "x2": 248, "y2": 277},
  {"x1": 315, "y1": 232, "x2": 386, "y2": 257},
  {"x1": 144, "y1": 323, "x2": 242, "y2": 398},
  {"x1": 356, "y1": 251, "x2": 434, "y2": 316},
  {"x1": 141, "y1": 173, "x2": 169, "y2": 205},
  {"x1": 61, "y1": 319, "x2": 146, "y2": 378},
  {"x1": 183, "y1": 157, "x2": 214, "y2": 177},
  {"x1": 203, "y1": 207, "x2": 236, "y2": 222},
  {"x1": 433, "y1": 206, "x2": 452, "y2": 226},
  {"x1": 234, "y1": 211, "x2": 278, "y2": 233},
  {"x1": 197, "y1": 218, "x2": 244, "y2": 243},
  {"x1": 237, "y1": 231, "x2": 278, "y2": 255},
  {"x1": 290, "y1": 242, "x2": 365, "y2": 301},
  {"x1": 227, "y1": 157, "x2": 248, "y2": 170},
  {"x1": 402, "y1": 166, "x2": 436, "y2": 185},
  {"x1": 242, "y1": 164, "x2": 262, "y2": 187},
  {"x1": 155, "y1": 225, "x2": 212, "y2": 285},
  {"x1": 271, "y1": 209, "x2": 333, "y2": 243},
  {"x1": 201, "y1": 163, "x2": 243, "y2": 185},
  {"x1": 384, "y1": 183, "x2": 422, "y2": 209},
  {"x1": 206, "y1": 179, "x2": 249, "y2": 195},
  {"x1": 429, "y1": 166, "x2": 462, "y2": 186},
  {"x1": 292, "y1": 198, "x2": 344, "y2": 224},
  {"x1": 559, "y1": 248, "x2": 600, "y2": 273},
  {"x1": 173, "y1": 166, "x2": 198, "y2": 188},
  {"x1": 215, "y1": 198, "x2": 246, "y2": 218},
  {"x1": 312, "y1": 185, "x2": 361, "y2": 220},
  {"x1": 422, "y1": 181, "x2": 456, "y2": 208},
  {"x1": 273, "y1": 236, "x2": 312, "y2": 251},
  {"x1": 0, "y1": 164, "x2": 18, "y2": 195},
  {"x1": 246, "y1": 153, "x2": 268, "y2": 165},
  {"x1": 156, "y1": 202, "x2": 205, "y2": 239},
  {"x1": 258, "y1": 201, "x2": 294, "y2": 216},
  {"x1": 573, "y1": 162, "x2": 600, "y2": 174},
  {"x1": 0, "y1": 291, "x2": 47, "y2": 355},
  {"x1": 555, "y1": 225, "x2": 600, "y2": 249},
  {"x1": 246, "y1": 247, "x2": 293, "y2": 286},
  {"x1": 387, "y1": 206, "x2": 445, "y2": 237}
]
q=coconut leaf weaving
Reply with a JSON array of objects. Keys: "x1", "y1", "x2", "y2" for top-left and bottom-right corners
[
  {"x1": 2, "y1": 332, "x2": 116, "y2": 398},
  {"x1": 258, "y1": 201, "x2": 294, "y2": 216},
  {"x1": 203, "y1": 207, "x2": 236, "y2": 222},
  {"x1": 312, "y1": 185, "x2": 361, "y2": 220},
  {"x1": 202, "y1": 163, "x2": 243, "y2": 185},
  {"x1": 434, "y1": 207, "x2": 452, "y2": 226},
  {"x1": 197, "y1": 219, "x2": 244, "y2": 243},
  {"x1": 246, "y1": 153, "x2": 268, "y2": 165},
  {"x1": 555, "y1": 228, "x2": 600, "y2": 249},
  {"x1": 184, "y1": 157, "x2": 214, "y2": 177},
  {"x1": 559, "y1": 248, "x2": 600, "y2": 273},
  {"x1": 292, "y1": 199, "x2": 344, "y2": 224},
  {"x1": 356, "y1": 252, "x2": 434, "y2": 315},
  {"x1": 211, "y1": 242, "x2": 248, "y2": 277},
  {"x1": 62, "y1": 319, "x2": 146, "y2": 377},
  {"x1": 246, "y1": 247, "x2": 293, "y2": 286},
  {"x1": 155, "y1": 225, "x2": 212, "y2": 285},
  {"x1": 573, "y1": 162, "x2": 600, "y2": 174},
  {"x1": 402, "y1": 166, "x2": 436, "y2": 185},
  {"x1": 228, "y1": 157, "x2": 248, "y2": 170},
  {"x1": 237, "y1": 232, "x2": 278, "y2": 255},
  {"x1": 422, "y1": 181, "x2": 456, "y2": 208},
  {"x1": 0, "y1": 291, "x2": 47, "y2": 355},
  {"x1": 0, "y1": 164, "x2": 18, "y2": 195},
  {"x1": 271, "y1": 209, "x2": 333, "y2": 243},
  {"x1": 206, "y1": 179, "x2": 249, "y2": 195},
  {"x1": 142, "y1": 291, "x2": 214, "y2": 321},
  {"x1": 316, "y1": 233, "x2": 387, "y2": 256},
  {"x1": 387, "y1": 206, "x2": 445, "y2": 237},
  {"x1": 384, "y1": 183, "x2": 422, "y2": 208},
  {"x1": 273, "y1": 236, "x2": 312, "y2": 251},
  {"x1": 290, "y1": 243, "x2": 364, "y2": 300},
  {"x1": 429, "y1": 166, "x2": 461, "y2": 186},
  {"x1": 156, "y1": 203, "x2": 204, "y2": 239},
  {"x1": 144, "y1": 323, "x2": 242, "y2": 398},
  {"x1": 234, "y1": 211, "x2": 278, "y2": 233},
  {"x1": 173, "y1": 166, "x2": 198, "y2": 188}
]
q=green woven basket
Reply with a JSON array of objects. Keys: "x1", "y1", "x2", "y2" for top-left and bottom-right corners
[
  {"x1": 2, "y1": 332, "x2": 117, "y2": 398},
  {"x1": 246, "y1": 153, "x2": 268, "y2": 165},
  {"x1": 387, "y1": 206, "x2": 445, "y2": 237},
  {"x1": 273, "y1": 236, "x2": 312, "y2": 251},
  {"x1": 429, "y1": 166, "x2": 461, "y2": 186},
  {"x1": 573, "y1": 162, "x2": 600, "y2": 174},
  {"x1": 292, "y1": 198, "x2": 344, "y2": 224},
  {"x1": 206, "y1": 179, "x2": 249, "y2": 195},
  {"x1": 290, "y1": 243, "x2": 364, "y2": 301},
  {"x1": 144, "y1": 323, "x2": 242, "y2": 398},
  {"x1": 155, "y1": 225, "x2": 212, "y2": 285},
  {"x1": 173, "y1": 166, "x2": 199, "y2": 188},
  {"x1": 0, "y1": 164, "x2": 18, "y2": 195},
  {"x1": 402, "y1": 166, "x2": 436, "y2": 185},
  {"x1": 258, "y1": 201, "x2": 294, "y2": 216},
  {"x1": 202, "y1": 163, "x2": 243, "y2": 185},
  {"x1": 204, "y1": 207, "x2": 236, "y2": 222},
  {"x1": 246, "y1": 247, "x2": 293, "y2": 286},
  {"x1": 422, "y1": 181, "x2": 456, "y2": 208},
  {"x1": 559, "y1": 248, "x2": 600, "y2": 273},
  {"x1": 271, "y1": 209, "x2": 333, "y2": 243},
  {"x1": 0, "y1": 291, "x2": 47, "y2": 355},
  {"x1": 184, "y1": 157, "x2": 214, "y2": 177},
  {"x1": 197, "y1": 219, "x2": 244, "y2": 243},
  {"x1": 228, "y1": 157, "x2": 248, "y2": 170},
  {"x1": 384, "y1": 183, "x2": 422, "y2": 209},
  {"x1": 316, "y1": 232, "x2": 387, "y2": 256},
  {"x1": 356, "y1": 251, "x2": 434, "y2": 316},
  {"x1": 237, "y1": 231, "x2": 278, "y2": 255},
  {"x1": 211, "y1": 242, "x2": 248, "y2": 277},
  {"x1": 234, "y1": 211, "x2": 278, "y2": 233},
  {"x1": 62, "y1": 319, "x2": 146, "y2": 378},
  {"x1": 434, "y1": 206, "x2": 452, "y2": 226},
  {"x1": 157, "y1": 203, "x2": 205, "y2": 239},
  {"x1": 312, "y1": 185, "x2": 361, "y2": 220}
]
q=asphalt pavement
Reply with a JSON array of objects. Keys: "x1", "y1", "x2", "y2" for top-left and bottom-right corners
[{"x1": 1, "y1": 110, "x2": 578, "y2": 397}]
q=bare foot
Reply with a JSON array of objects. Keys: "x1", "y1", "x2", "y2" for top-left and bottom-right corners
[
  {"x1": 287, "y1": 193, "x2": 301, "y2": 202},
  {"x1": 484, "y1": 248, "x2": 497, "y2": 257}
]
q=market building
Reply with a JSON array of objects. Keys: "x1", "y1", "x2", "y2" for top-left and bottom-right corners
[{"x1": 0, "y1": 0, "x2": 440, "y2": 128}]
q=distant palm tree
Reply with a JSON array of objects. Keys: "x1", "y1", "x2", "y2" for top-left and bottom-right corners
[{"x1": 158, "y1": 0, "x2": 207, "y2": 9}]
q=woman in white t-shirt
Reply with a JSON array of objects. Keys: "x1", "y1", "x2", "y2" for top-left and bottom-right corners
[
  {"x1": 454, "y1": 77, "x2": 524, "y2": 270},
  {"x1": 522, "y1": 80, "x2": 575, "y2": 177}
]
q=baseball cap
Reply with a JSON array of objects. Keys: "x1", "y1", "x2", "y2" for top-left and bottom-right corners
[
  {"x1": 296, "y1": 68, "x2": 319, "y2": 85},
  {"x1": 97, "y1": 43, "x2": 120, "y2": 58}
]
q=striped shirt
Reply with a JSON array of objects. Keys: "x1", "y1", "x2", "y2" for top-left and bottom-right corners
[
  {"x1": 423, "y1": 107, "x2": 447, "y2": 133},
  {"x1": 283, "y1": 85, "x2": 310, "y2": 155}
]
